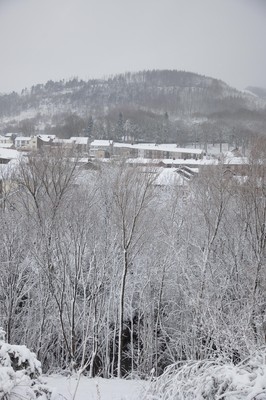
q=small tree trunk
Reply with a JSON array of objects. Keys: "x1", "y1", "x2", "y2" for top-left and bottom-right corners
[{"x1": 117, "y1": 248, "x2": 128, "y2": 378}]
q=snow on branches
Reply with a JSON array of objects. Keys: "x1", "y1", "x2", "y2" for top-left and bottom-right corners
[
  {"x1": 0, "y1": 328, "x2": 56, "y2": 400},
  {"x1": 145, "y1": 350, "x2": 266, "y2": 400}
]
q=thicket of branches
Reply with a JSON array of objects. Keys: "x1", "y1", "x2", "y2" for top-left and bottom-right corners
[{"x1": 0, "y1": 140, "x2": 266, "y2": 378}]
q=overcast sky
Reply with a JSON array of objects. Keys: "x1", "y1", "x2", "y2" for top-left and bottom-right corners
[{"x1": 0, "y1": 0, "x2": 265, "y2": 93}]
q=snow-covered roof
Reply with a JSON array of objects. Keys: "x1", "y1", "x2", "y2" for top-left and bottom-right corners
[
  {"x1": 131, "y1": 143, "x2": 176, "y2": 150},
  {"x1": 53, "y1": 138, "x2": 73, "y2": 144},
  {"x1": 113, "y1": 142, "x2": 132, "y2": 148},
  {"x1": 70, "y1": 137, "x2": 88, "y2": 145},
  {"x1": 37, "y1": 134, "x2": 56, "y2": 142},
  {"x1": 113, "y1": 142, "x2": 204, "y2": 154},
  {"x1": 125, "y1": 158, "x2": 162, "y2": 164},
  {"x1": 0, "y1": 148, "x2": 21, "y2": 160},
  {"x1": 15, "y1": 136, "x2": 31, "y2": 141},
  {"x1": 155, "y1": 168, "x2": 188, "y2": 187},
  {"x1": 0, "y1": 143, "x2": 13, "y2": 149},
  {"x1": 5, "y1": 132, "x2": 20, "y2": 137},
  {"x1": 90, "y1": 140, "x2": 113, "y2": 147}
]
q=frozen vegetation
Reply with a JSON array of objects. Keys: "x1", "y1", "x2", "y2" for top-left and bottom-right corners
[
  {"x1": 1, "y1": 137, "x2": 266, "y2": 399},
  {"x1": 1, "y1": 328, "x2": 266, "y2": 400},
  {"x1": 145, "y1": 353, "x2": 266, "y2": 400}
]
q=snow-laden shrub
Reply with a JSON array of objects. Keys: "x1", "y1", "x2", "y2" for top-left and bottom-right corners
[
  {"x1": 144, "y1": 351, "x2": 266, "y2": 400},
  {"x1": 0, "y1": 342, "x2": 42, "y2": 378},
  {"x1": 0, "y1": 328, "x2": 56, "y2": 400}
]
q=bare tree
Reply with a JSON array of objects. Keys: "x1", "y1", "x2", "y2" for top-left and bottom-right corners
[{"x1": 101, "y1": 164, "x2": 156, "y2": 377}]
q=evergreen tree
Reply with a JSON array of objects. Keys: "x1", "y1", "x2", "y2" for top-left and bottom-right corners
[
  {"x1": 117, "y1": 112, "x2": 124, "y2": 141},
  {"x1": 86, "y1": 115, "x2": 94, "y2": 138},
  {"x1": 162, "y1": 112, "x2": 170, "y2": 142}
]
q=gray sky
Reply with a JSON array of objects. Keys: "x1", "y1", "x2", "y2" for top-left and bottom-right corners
[{"x1": 0, "y1": 0, "x2": 265, "y2": 93}]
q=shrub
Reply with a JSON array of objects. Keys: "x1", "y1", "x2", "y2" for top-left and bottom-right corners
[
  {"x1": 0, "y1": 328, "x2": 54, "y2": 400},
  {"x1": 144, "y1": 350, "x2": 266, "y2": 400}
]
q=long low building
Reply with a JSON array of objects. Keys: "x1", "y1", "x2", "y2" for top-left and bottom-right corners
[
  {"x1": 89, "y1": 140, "x2": 204, "y2": 160},
  {"x1": 116, "y1": 143, "x2": 204, "y2": 159}
]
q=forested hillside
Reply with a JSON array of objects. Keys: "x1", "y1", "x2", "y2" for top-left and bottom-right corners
[{"x1": 1, "y1": 70, "x2": 265, "y2": 146}]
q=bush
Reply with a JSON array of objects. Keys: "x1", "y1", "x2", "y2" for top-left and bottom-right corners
[
  {"x1": 0, "y1": 328, "x2": 54, "y2": 400},
  {"x1": 144, "y1": 350, "x2": 266, "y2": 400}
]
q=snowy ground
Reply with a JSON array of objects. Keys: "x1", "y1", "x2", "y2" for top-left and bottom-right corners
[{"x1": 45, "y1": 375, "x2": 148, "y2": 400}]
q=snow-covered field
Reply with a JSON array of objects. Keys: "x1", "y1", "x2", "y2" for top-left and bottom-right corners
[{"x1": 45, "y1": 375, "x2": 148, "y2": 400}]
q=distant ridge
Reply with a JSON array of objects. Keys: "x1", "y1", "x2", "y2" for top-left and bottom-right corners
[{"x1": 245, "y1": 86, "x2": 266, "y2": 100}]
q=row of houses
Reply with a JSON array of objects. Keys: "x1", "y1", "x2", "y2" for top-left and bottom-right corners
[
  {"x1": 0, "y1": 134, "x2": 88, "y2": 153},
  {"x1": 0, "y1": 134, "x2": 204, "y2": 161},
  {"x1": 0, "y1": 134, "x2": 249, "y2": 204}
]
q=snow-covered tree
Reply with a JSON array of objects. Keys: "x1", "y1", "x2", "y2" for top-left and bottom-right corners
[{"x1": 0, "y1": 328, "x2": 55, "y2": 400}]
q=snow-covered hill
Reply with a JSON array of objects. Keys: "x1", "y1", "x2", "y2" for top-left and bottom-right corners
[{"x1": 0, "y1": 70, "x2": 265, "y2": 143}]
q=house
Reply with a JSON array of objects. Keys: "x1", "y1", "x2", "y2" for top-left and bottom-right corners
[
  {"x1": 15, "y1": 136, "x2": 38, "y2": 150},
  {"x1": 0, "y1": 135, "x2": 13, "y2": 147},
  {"x1": 14, "y1": 134, "x2": 88, "y2": 154}
]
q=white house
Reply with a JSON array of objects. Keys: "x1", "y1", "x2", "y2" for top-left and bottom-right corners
[
  {"x1": 0, "y1": 135, "x2": 13, "y2": 148},
  {"x1": 15, "y1": 136, "x2": 38, "y2": 150}
]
